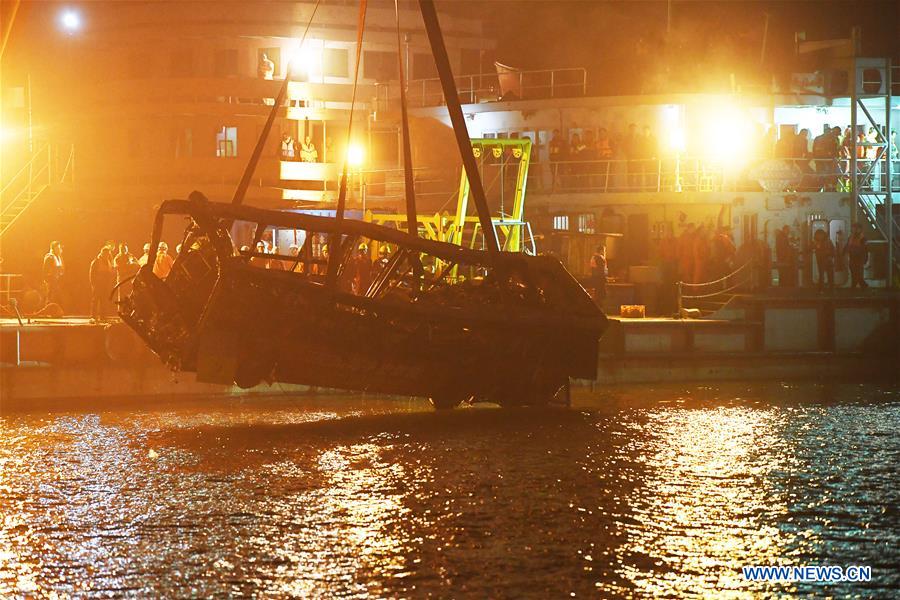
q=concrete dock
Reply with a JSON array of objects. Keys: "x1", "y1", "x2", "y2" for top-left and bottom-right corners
[{"x1": 2, "y1": 291, "x2": 898, "y2": 408}]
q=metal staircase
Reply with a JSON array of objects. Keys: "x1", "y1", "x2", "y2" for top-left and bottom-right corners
[
  {"x1": 0, "y1": 143, "x2": 73, "y2": 238},
  {"x1": 858, "y1": 192, "x2": 900, "y2": 276},
  {"x1": 846, "y1": 58, "x2": 897, "y2": 283}
]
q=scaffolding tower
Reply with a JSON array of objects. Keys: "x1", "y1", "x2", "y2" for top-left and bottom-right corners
[{"x1": 849, "y1": 57, "x2": 897, "y2": 287}]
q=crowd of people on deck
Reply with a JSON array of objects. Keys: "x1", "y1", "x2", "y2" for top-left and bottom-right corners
[
  {"x1": 780, "y1": 223, "x2": 870, "y2": 293},
  {"x1": 548, "y1": 124, "x2": 659, "y2": 190},
  {"x1": 584, "y1": 219, "x2": 872, "y2": 311},
  {"x1": 768, "y1": 124, "x2": 900, "y2": 192},
  {"x1": 549, "y1": 124, "x2": 658, "y2": 165},
  {"x1": 541, "y1": 122, "x2": 899, "y2": 193}
]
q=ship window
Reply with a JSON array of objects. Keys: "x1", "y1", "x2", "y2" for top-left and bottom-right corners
[
  {"x1": 216, "y1": 126, "x2": 237, "y2": 157},
  {"x1": 324, "y1": 48, "x2": 349, "y2": 78},
  {"x1": 363, "y1": 51, "x2": 398, "y2": 81},
  {"x1": 412, "y1": 53, "x2": 436, "y2": 80},
  {"x1": 214, "y1": 49, "x2": 238, "y2": 77},
  {"x1": 552, "y1": 215, "x2": 569, "y2": 231},
  {"x1": 577, "y1": 213, "x2": 595, "y2": 234}
]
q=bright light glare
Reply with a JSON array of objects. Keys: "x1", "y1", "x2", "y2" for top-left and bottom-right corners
[
  {"x1": 288, "y1": 39, "x2": 323, "y2": 78},
  {"x1": 347, "y1": 144, "x2": 365, "y2": 167},
  {"x1": 668, "y1": 127, "x2": 686, "y2": 153},
  {"x1": 702, "y1": 106, "x2": 753, "y2": 169},
  {"x1": 0, "y1": 126, "x2": 15, "y2": 144},
  {"x1": 60, "y1": 9, "x2": 81, "y2": 33},
  {"x1": 662, "y1": 104, "x2": 686, "y2": 153}
]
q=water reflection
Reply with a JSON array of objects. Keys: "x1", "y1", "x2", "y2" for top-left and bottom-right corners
[
  {"x1": 0, "y1": 383, "x2": 897, "y2": 597},
  {"x1": 618, "y1": 407, "x2": 798, "y2": 597}
]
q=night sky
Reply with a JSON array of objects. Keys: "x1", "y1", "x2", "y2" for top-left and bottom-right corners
[
  {"x1": 1, "y1": 0, "x2": 898, "y2": 121},
  {"x1": 482, "y1": 0, "x2": 900, "y2": 94}
]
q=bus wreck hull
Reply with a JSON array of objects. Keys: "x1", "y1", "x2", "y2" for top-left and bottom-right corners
[{"x1": 120, "y1": 197, "x2": 607, "y2": 407}]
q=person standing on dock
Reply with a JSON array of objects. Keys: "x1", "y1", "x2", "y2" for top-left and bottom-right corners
[
  {"x1": 658, "y1": 226, "x2": 679, "y2": 314},
  {"x1": 589, "y1": 243, "x2": 607, "y2": 303},
  {"x1": 42, "y1": 241, "x2": 65, "y2": 307},
  {"x1": 153, "y1": 242, "x2": 175, "y2": 279},
  {"x1": 774, "y1": 225, "x2": 798, "y2": 287},
  {"x1": 138, "y1": 243, "x2": 151, "y2": 266},
  {"x1": 843, "y1": 223, "x2": 868, "y2": 289},
  {"x1": 114, "y1": 243, "x2": 137, "y2": 303},
  {"x1": 813, "y1": 229, "x2": 835, "y2": 292},
  {"x1": 352, "y1": 244, "x2": 373, "y2": 296},
  {"x1": 711, "y1": 226, "x2": 736, "y2": 280},
  {"x1": 89, "y1": 246, "x2": 114, "y2": 322}
]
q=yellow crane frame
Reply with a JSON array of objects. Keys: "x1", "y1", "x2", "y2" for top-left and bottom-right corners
[{"x1": 364, "y1": 138, "x2": 533, "y2": 253}]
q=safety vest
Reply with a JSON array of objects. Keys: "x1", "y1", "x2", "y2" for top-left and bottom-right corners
[{"x1": 597, "y1": 138, "x2": 613, "y2": 159}]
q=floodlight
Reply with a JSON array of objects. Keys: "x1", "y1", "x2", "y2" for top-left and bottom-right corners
[
  {"x1": 347, "y1": 144, "x2": 365, "y2": 167},
  {"x1": 60, "y1": 9, "x2": 81, "y2": 33},
  {"x1": 703, "y1": 106, "x2": 753, "y2": 169}
]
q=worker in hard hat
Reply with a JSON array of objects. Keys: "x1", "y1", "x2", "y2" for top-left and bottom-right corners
[
  {"x1": 153, "y1": 241, "x2": 175, "y2": 279},
  {"x1": 352, "y1": 243, "x2": 373, "y2": 295}
]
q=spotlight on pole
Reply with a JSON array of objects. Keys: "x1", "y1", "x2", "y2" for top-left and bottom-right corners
[{"x1": 60, "y1": 9, "x2": 82, "y2": 34}]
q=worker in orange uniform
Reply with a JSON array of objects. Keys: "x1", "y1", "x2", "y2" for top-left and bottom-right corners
[{"x1": 153, "y1": 242, "x2": 175, "y2": 279}]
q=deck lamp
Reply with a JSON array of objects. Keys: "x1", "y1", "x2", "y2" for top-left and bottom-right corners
[
  {"x1": 288, "y1": 39, "x2": 322, "y2": 79},
  {"x1": 60, "y1": 9, "x2": 82, "y2": 34},
  {"x1": 668, "y1": 126, "x2": 686, "y2": 153},
  {"x1": 347, "y1": 144, "x2": 365, "y2": 168},
  {"x1": 704, "y1": 106, "x2": 753, "y2": 169}
]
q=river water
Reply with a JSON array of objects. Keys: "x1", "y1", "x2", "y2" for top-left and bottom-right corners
[{"x1": 1, "y1": 381, "x2": 898, "y2": 598}]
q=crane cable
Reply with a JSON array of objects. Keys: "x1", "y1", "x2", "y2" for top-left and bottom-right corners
[
  {"x1": 394, "y1": 0, "x2": 418, "y2": 236},
  {"x1": 231, "y1": 0, "x2": 322, "y2": 206},
  {"x1": 327, "y1": 0, "x2": 368, "y2": 287}
]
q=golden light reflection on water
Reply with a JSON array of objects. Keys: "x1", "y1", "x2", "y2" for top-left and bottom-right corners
[
  {"x1": 254, "y1": 442, "x2": 421, "y2": 597},
  {"x1": 0, "y1": 385, "x2": 898, "y2": 597},
  {"x1": 616, "y1": 407, "x2": 802, "y2": 597}
]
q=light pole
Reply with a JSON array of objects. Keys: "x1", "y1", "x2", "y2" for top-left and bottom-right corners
[{"x1": 669, "y1": 126, "x2": 686, "y2": 192}]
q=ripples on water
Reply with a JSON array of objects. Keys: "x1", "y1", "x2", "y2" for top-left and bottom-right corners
[{"x1": 1, "y1": 381, "x2": 898, "y2": 598}]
